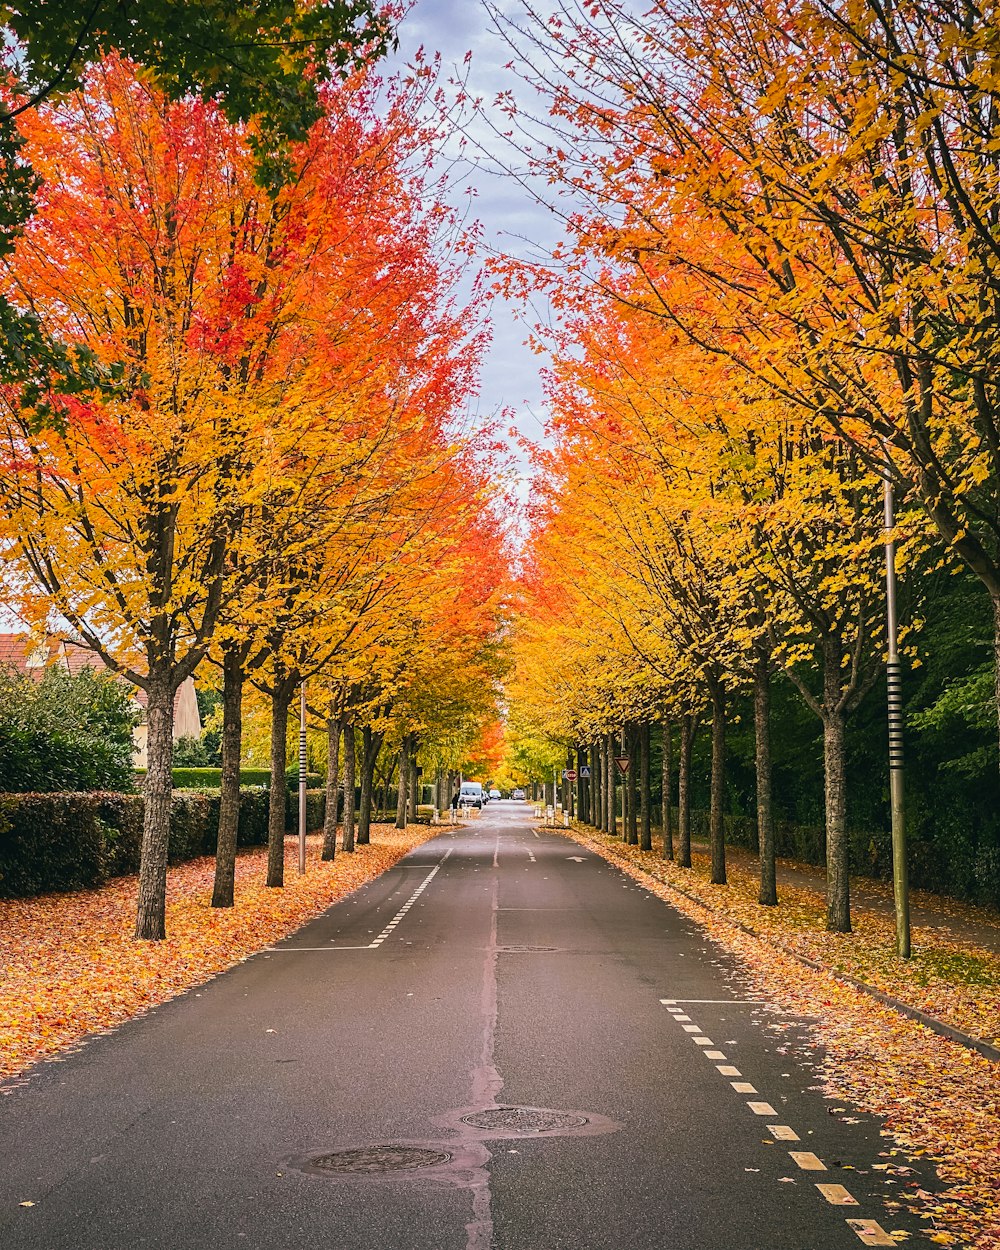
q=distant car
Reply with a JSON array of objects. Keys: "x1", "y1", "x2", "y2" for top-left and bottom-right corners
[
  {"x1": 489, "y1": 789, "x2": 501, "y2": 800},
  {"x1": 512, "y1": 788, "x2": 525, "y2": 800},
  {"x1": 459, "y1": 781, "x2": 484, "y2": 809}
]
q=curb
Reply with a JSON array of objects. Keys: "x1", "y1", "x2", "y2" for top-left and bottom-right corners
[{"x1": 565, "y1": 827, "x2": 1000, "y2": 1065}]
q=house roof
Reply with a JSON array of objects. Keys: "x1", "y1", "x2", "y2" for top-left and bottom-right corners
[{"x1": 0, "y1": 634, "x2": 195, "y2": 722}]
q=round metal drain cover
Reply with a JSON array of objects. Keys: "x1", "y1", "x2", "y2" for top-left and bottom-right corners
[
  {"x1": 496, "y1": 945, "x2": 557, "y2": 953},
  {"x1": 309, "y1": 1146, "x2": 451, "y2": 1174},
  {"x1": 461, "y1": 1106, "x2": 588, "y2": 1133}
]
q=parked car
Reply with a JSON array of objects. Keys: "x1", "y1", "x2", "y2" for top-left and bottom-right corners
[
  {"x1": 459, "y1": 781, "x2": 484, "y2": 809},
  {"x1": 512, "y1": 788, "x2": 525, "y2": 800},
  {"x1": 489, "y1": 788, "x2": 501, "y2": 800}
]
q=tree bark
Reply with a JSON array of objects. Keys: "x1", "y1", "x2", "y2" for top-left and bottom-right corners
[
  {"x1": 625, "y1": 724, "x2": 638, "y2": 845},
  {"x1": 708, "y1": 677, "x2": 727, "y2": 886},
  {"x1": 605, "y1": 731, "x2": 615, "y2": 835},
  {"x1": 341, "y1": 723, "x2": 356, "y2": 853},
  {"x1": 135, "y1": 665, "x2": 175, "y2": 940},
  {"x1": 357, "y1": 725, "x2": 382, "y2": 846},
  {"x1": 408, "y1": 736, "x2": 419, "y2": 819},
  {"x1": 754, "y1": 651, "x2": 777, "y2": 906},
  {"x1": 678, "y1": 714, "x2": 694, "y2": 869},
  {"x1": 639, "y1": 720, "x2": 652, "y2": 851},
  {"x1": 661, "y1": 719, "x2": 673, "y2": 861},
  {"x1": 823, "y1": 706, "x2": 851, "y2": 932},
  {"x1": 591, "y1": 742, "x2": 600, "y2": 827},
  {"x1": 322, "y1": 711, "x2": 341, "y2": 861},
  {"x1": 266, "y1": 676, "x2": 296, "y2": 888},
  {"x1": 395, "y1": 735, "x2": 409, "y2": 829},
  {"x1": 212, "y1": 644, "x2": 243, "y2": 907}
]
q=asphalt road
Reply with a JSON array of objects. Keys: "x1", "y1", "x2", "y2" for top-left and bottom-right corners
[{"x1": 1, "y1": 801, "x2": 933, "y2": 1250}]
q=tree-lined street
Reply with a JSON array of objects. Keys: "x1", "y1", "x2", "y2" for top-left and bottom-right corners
[{"x1": 1, "y1": 803, "x2": 933, "y2": 1249}]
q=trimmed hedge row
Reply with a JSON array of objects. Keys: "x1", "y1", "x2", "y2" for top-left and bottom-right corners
[
  {"x1": 0, "y1": 787, "x2": 327, "y2": 899},
  {"x1": 137, "y1": 767, "x2": 324, "y2": 791}
]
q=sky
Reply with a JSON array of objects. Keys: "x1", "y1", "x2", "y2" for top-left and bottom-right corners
[{"x1": 387, "y1": 0, "x2": 565, "y2": 502}]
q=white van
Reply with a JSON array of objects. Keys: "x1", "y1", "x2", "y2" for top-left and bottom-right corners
[{"x1": 459, "y1": 781, "x2": 484, "y2": 809}]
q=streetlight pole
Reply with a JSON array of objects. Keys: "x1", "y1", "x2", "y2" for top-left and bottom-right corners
[
  {"x1": 883, "y1": 461, "x2": 910, "y2": 958},
  {"x1": 298, "y1": 682, "x2": 307, "y2": 876}
]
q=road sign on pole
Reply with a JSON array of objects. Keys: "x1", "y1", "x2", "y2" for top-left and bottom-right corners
[
  {"x1": 614, "y1": 756, "x2": 630, "y2": 775},
  {"x1": 566, "y1": 769, "x2": 578, "y2": 782},
  {"x1": 579, "y1": 766, "x2": 591, "y2": 779}
]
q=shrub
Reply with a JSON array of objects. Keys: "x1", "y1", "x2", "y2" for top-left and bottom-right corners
[
  {"x1": 170, "y1": 767, "x2": 272, "y2": 789},
  {"x1": 0, "y1": 665, "x2": 137, "y2": 793},
  {"x1": 0, "y1": 787, "x2": 273, "y2": 899}
]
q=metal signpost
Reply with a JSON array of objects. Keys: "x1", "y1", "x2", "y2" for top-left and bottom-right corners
[
  {"x1": 298, "y1": 683, "x2": 307, "y2": 876},
  {"x1": 883, "y1": 463, "x2": 910, "y2": 958}
]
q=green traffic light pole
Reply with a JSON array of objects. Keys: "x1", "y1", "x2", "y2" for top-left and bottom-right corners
[{"x1": 883, "y1": 458, "x2": 911, "y2": 959}]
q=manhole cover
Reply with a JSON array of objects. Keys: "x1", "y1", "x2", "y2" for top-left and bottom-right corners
[
  {"x1": 308, "y1": 1146, "x2": 451, "y2": 1174},
  {"x1": 496, "y1": 945, "x2": 557, "y2": 953},
  {"x1": 461, "y1": 1106, "x2": 588, "y2": 1133}
]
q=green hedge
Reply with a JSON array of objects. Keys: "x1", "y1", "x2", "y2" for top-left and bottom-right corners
[
  {"x1": 154, "y1": 767, "x2": 323, "y2": 790},
  {"x1": 0, "y1": 787, "x2": 275, "y2": 899}
]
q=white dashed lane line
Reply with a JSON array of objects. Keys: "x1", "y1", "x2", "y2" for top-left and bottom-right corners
[
  {"x1": 368, "y1": 857, "x2": 449, "y2": 947},
  {"x1": 658, "y1": 996, "x2": 899, "y2": 1246}
]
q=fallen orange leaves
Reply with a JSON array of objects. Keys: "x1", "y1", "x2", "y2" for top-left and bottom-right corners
[
  {"x1": 0, "y1": 826, "x2": 438, "y2": 1085},
  {"x1": 567, "y1": 826, "x2": 1000, "y2": 1250}
]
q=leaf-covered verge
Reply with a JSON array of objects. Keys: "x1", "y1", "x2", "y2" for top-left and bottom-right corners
[
  {"x1": 0, "y1": 825, "x2": 439, "y2": 1086},
  {"x1": 565, "y1": 826, "x2": 1000, "y2": 1249}
]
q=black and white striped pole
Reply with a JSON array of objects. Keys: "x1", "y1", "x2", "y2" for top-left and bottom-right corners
[
  {"x1": 298, "y1": 682, "x2": 308, "y2": 876},
  {"x1": 883, "y1": 460, "x2": 910, "y2": 958}
]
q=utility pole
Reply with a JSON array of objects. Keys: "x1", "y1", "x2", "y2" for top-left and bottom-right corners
[
  {"x1": 298, "y1": 682, "x2": 308, "y2": 876},
  {"x1": 883, "y1": 462, "x2": 910, "y2": 958}
]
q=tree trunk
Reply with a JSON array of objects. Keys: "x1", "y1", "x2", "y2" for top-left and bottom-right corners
[
  {"x1": 625, "y1": 724, "x2": 638, "y2": 845},
  {"x1": 409, "y1": 736, "x2": 419, "y2": 820},
  {"x1": 395, "y1": 736, "x2": 409, "y2": 829},
  {"x1": 591, "y1": 742, "x2": 600, "y2": 827},
  {"x1": 678, "y1": 714, "x2": 694, "y2": 869},
  {"x1": 823, "y1": 706, "x2": 851, "y2": 932},
  {"x1": 661, "y1": 719, "x2": 673, "y2": 861},
  {"x1": 135, "y1": 666, "x2": 175, "y2": 940},
  {"x1": 708, "y1": 678, "x2": 727, "y2": 886},
  {"x1": 212, "y1": 644, "x2": 244, "y2": 907},
  {"x1": 322, "y1": 711, "x2": 341, "y2": 861},
  {"x1": 266, "y1": 677, "x2": 295, "y2": 888},
  {"x1": 605, "y1": 731, "x2": 615, "y2": 835},
  {"x1": 754, "y1": 651, "x2": 777, "y2": 906},
  {"x1": 341, "y1": 724, "x2": 356, "y2": 853},
  {"x1": 357, "y1": 726, "x2": 381, "y2": 846},
  {"x1": 639, "y1": 721, "x2": 652, "y2": 851}
]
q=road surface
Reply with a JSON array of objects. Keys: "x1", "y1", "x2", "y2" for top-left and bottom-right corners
[{"x1": 0, "y1": 801, "x2": 931, "y2": 1249}]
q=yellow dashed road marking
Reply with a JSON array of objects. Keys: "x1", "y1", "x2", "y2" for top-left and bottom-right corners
[
  {"x1": 748, "y1": 1101, "x2": 777, "y2": 1116},
  {"x1": 789, "y1": 1151, "x2": 826, "y2": 1171},
  {"x1": 767, "y1": 1125, "x2": 800, "y2": 1141},
  {"x1": 816, "y1": 1184, "x2": 859, "y2": 1206},
  {"x1": 846, "y1": 1219, "x2": 896, "y2": 1246},
  {"x1": 731, "y1": 1081, "x2": 757, "y2": 1094},
  {"x1": 704, "y1": 1050, "x2": 726, "y2": 1060}
]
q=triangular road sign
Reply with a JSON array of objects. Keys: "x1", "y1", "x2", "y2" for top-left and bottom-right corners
[{"x1": 614, "y1": 756, "x2": 630, "y2": 775}]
